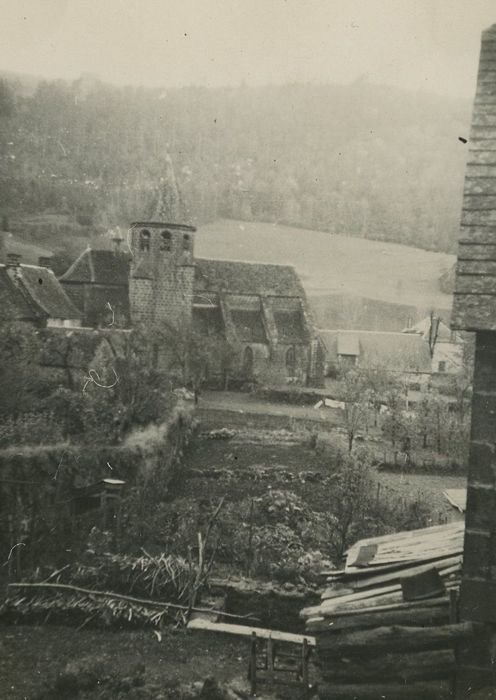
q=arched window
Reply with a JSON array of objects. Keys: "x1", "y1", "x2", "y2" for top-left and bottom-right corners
[
  {"x1": 160, "y1": 229, "x2": 171, "y2": 252},
  {"x1": 183, "y1": 233, "x2": 191, "y2": 251},
  {"x1": 285, "y1": 346, "x2": 296, "y2": 376},
  {"x1": 139, "y1": 229, "x2": 151, "y2": 252},
  {"x1": 242, "y1": 346, "x2": 254, "y2": 378}
]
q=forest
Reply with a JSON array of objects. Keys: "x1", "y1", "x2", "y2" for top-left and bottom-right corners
[{"x1": 0, "y1": 73, "x2": 470, "y2": 255}]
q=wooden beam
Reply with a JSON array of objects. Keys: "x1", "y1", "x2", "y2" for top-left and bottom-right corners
[
  {"x1": 187, "y1": 618, "x2": 316, "y2": 646},
  {"x1": 316, "y1": 622, "x2": 474, "y2": 656},
  {"x1": 307, "y1": 604, "x2": 450, "y2": 633}
]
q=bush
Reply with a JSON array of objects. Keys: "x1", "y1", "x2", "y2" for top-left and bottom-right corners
[{"x1": 0, "y1": 411, "x2": 63, "y2": 447}]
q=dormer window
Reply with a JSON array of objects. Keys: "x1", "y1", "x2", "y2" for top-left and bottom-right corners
[
  {"x1": 183, "y1": 233, "x2": 191, "y2": 251},
  {"x1": 140, "y1": 229, "x2": 151, "y2": 252},
  {"x1": 160, "y1": 230, "x2": 172, "y2": 252}
]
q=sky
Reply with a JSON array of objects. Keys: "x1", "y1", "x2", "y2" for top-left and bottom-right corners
[{"x1": 0, "y1": 0, "x2": 495, "y2": 98}]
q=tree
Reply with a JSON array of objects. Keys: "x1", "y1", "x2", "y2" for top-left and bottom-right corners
[
  {"x1": 0, "y1": 323, "x2": 47, "y2": 417},
  {"x1": 153, "y1": 322, "x2": 235, "y2": 395},
  {"x1": 338, "y1": 366, "x2": 373, "y2": 452}
]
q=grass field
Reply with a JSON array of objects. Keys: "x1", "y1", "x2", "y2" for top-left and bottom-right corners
[{"x1": 196, "y1": 219, "x2": 455, "y2": 312}]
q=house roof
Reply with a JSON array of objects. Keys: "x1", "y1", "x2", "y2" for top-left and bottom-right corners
[
  {"x1": 194, "y1": 258, "x2": 306, "y2": 297},
  {"x1": 274, "y1": 309, "x2": 309, "y2": 344},
  {"x1": 60, "y1": 248, "x2": 130, "y2": 286},
  {"x1": 452, "y1": 24, "x2": 496, "y2": 331},
  {"x1": 17, "y1": 265, "x2": 81, "y2": 320},
  {"x1": 403, "y1": 316, "x2": 453, "y2": 342},
  {"x1": 0, "y1": 266, "x2": 40, "y2": 322},
  {"x1": 320, "y1": 329, "x2": 432, "y2": 373},
  {"x1": 0, "y1": 264, "x2": 81, "y2": 322},
  {"x1": 230, "y1": 309, "x2": 267, "y2": 343}
]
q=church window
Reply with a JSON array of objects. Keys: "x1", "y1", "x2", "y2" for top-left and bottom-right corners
[
  {"x1": 183, "y1": 233, "x2": 191, "y2": 251},
  {"x1": 160, "y1": 229, "x2": 172, "y2": 252},
  {"x1": 286, "y1": 346, "x2": 296, "y2": 376},
  {"x1": 140, "y1": 229, "x2": 151, "y2": 252}
]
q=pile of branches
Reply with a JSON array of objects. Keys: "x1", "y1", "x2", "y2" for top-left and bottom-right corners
[
  {"x1": 2, "y1": 582, "x2": 190, "y2": 629},
  {"x1": 70, "y1": 551, "x2": 194, "y2": 602}
]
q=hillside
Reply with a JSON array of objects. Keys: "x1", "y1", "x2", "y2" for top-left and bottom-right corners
[
  {"x1": 0, "y1": 77, "x2": 470, "y2": 255},
  {"x1": 196, "y1": 219, "x2": 455, "y2": 324}
]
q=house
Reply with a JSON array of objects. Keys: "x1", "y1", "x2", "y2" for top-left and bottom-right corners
[
  {"x1": 59, "y1": 245, "x2": 130, "y2": 328},
  {"x1": 318, "y1": 329, "x2": 432, "y2": 388},
  {"x1": 0, "y1": 253, "x2": 81, "y2": 328},
  {"x1": 403, "y1": 316, "x2": 464, "y2": 375},
  {"x1": 57, "y1": 221, "x2": 324, "y2": 388}
]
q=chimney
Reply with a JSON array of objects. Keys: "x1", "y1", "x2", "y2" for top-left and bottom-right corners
[
  {"x1": 38, "y1": 256, "x2": 52, "y2": 268},
  {"x1": 6, "y1": 253, "x2": 21, "y2": 268}
]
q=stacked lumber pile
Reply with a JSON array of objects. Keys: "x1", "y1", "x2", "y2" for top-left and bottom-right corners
[{"x1": 301, "y1": 522, "x2": 471, "y2": 699}]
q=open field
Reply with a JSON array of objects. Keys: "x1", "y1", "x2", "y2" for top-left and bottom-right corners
[{"x1": 196, "y1": 219, "x2": 455, "y2": 312}]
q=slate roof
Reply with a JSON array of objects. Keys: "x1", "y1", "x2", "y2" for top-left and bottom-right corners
[
  {"x1": 320, "y1": 329, "x2": 432, "y2": 373},
  {"x1": 195, "y1": 258, "x2": 305, "y2": 297},
  {"x1": 273, "y1": 309, "x2": 309, "y2": 344},
  {"x1": 60, "y1": 248, "x2": 130, "y2": 286},
  {"x1": 452, "y1": 24, "x2": 496, "y2": 331},
  {"x1": 230, "y1": 309, "x2": 268, "y2": 343},
  {"x1": 0, "y1": 264, "x2": 81, "y2": 322},
  {"x1": 0, "y1": 265, "x2": 40, "y2": 322},
  {"x1": 17, "y1": 265, "x2": 81, "y2": 320},
  {"x1": 404, "y1": 316, "x2": 454, "y2": 342}
]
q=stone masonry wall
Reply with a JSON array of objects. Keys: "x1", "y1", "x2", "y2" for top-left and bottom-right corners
[{"x1": 457, "y1": 331, "x2": 496, "y2": 693}]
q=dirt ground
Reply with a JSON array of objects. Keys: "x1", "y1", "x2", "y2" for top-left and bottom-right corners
[{"x1": 0, "y1": 625, "x2": 249, "y2": 700}]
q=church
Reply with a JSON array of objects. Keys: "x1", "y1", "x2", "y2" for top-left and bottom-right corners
[{"x1": 53, "y1": 221, "x2": 325, "y2": 388}]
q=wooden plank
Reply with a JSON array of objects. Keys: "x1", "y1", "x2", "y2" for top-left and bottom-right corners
[
  {"x1": 316, "y1": 622, "x2": 474, "y2": 655},
  {"x1": 464, "y1": 178, "x2": 496, "y2": 196},
  {"x1": 186, "y1": 618, "x2": 316, "y2": 646},
  {"x1": 307, "y1": 604, "x2": 449, "y2": 633},
  {"x1": 317, "y1": 681, "x2": 451, "y2": 699},
  {"x1": 349, "y1": 557, "x2": 462, "y2": 591},
  {"x1": 305, "y1": 582, "x2": 459, "y2": 619},
  {"x1": 345, "y1": 524, "x2": 463, "y2": 567},
  {"x1": 305, "y1": 597, "x2": 451, "y2": 627}
]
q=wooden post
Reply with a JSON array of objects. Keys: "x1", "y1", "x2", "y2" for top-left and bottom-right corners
[
  {"x1": 302, "y1": 637, "x2": 309, "y2": 687},
  {"x1": 267, "y1": 637, "x2": 274, "y2": 680},
  {"x1": 249, "y1": 632, "x2": 257, "y2": 696}
]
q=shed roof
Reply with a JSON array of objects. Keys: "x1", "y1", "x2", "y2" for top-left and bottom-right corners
[
  {"x1": 320, "y1": 329, "x2": 432, "y2": 373},
  {"x1": 60, "y1": 248, "x2": 130, "y2": 286},
  {"x1": 452, "y1": 24, "x2": 496, "y2": 331},
  {"x1": 195, "y1": 258, "x2": 305, "y2": 297}
]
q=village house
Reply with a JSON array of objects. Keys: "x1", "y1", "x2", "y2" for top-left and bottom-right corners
[
  {"x1": 403, "y1": 315, "x2": 464, "y2": 376},
  {"x1": 318, "y1": 328, "x2": 432, "y2": 390},
  {"x1": 0, "y1": 253, "x2": 81, "y2": 328}
]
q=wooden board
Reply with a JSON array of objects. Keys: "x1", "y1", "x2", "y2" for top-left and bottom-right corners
[
  {"x1": 187, "y1": 618, "x2": 316, "y2": 646},
  {"x1": 345, "y1": 523, "x2": 464, "y2": 571}
]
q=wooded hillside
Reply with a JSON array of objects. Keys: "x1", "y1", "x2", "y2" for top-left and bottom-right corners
[{"x1": 0, "y1": 75, "x2": 470, "y2": 253}]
